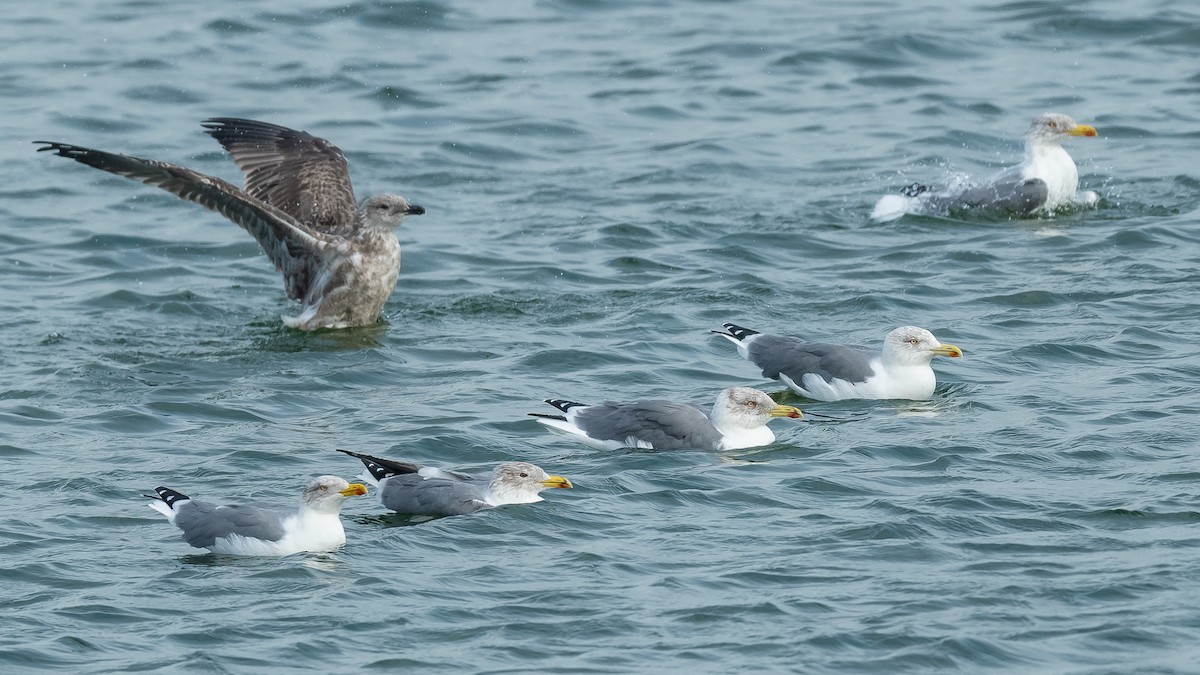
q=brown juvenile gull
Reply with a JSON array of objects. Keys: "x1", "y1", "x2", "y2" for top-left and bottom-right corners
[
  {"x1": 146, "y1": 475, "x2": 368, "y2": 556},
  {"x1": 871, "y1": 113, "x2": 1098, "y2": 222},
  {"x1": 337, "y1": 449, "x2": 572, "y2": 516},
  {"x1": 713, "y1": 323, "x2": 963, "y2": 401},
  {"x1": 529, "y1": 386, "x2": 804, "y2": 451},
  {"x1": 35, "y1": 118, "x2": 425, "y2": 330}
]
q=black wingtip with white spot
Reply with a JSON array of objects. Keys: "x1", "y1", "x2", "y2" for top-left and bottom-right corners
[
  {"x1": 152, "y1": 486, "x2": 190, "y2": 510},
  {"x1": 900, "y1": 182, "x2": 933, "y2": 197},
  {"x1": 336, "y1": 448, "x2": 420, "y2": 479},
  {"x1": 716, "y1": 323, "x2": 759, "y2": 341},
  {"x1": 544, "y1": 398, "x2": 586, "y2": 414}
]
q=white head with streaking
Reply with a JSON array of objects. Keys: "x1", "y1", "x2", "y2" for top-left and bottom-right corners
[
  {"x1": 1025, "y1": 112, "x2": 1098, "y2": 146},
  {"x1": 709, "y1": 386, "x2": 804, "y2": 450},
  {"x1": 872, "y1": 326, "x2": 963, "y2": 399},
  {"x1": 299, "y1": 475, "x2": 371, "y2": 513},
  {"x1": 881, "y1": 326, "x2": 963, "y2": 367},
  {"x1": 487, "y1": 462, "x2": 574, "y2": 505}
]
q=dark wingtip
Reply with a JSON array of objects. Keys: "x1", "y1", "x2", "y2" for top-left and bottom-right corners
[
  {"x1": 201, "y1": 118, "x2": 249, "y2": 142},
  {"x1": 201, "y1": 117, "x2": 258, "y2": 129},
  {"x1": 33, "y1": 141, "x2": 76, "y2": 156},
  {"x1": 528, "y1": 412, "x2": 567, "y2": 421},
  {"x1": 201, "y1": 117, "x2": 292, "y2": 145},
  {"x1": 151, "y1": 486, "x2": 190, "y2": 507},
  {"x1": 336, "y1": 448, "x2": 419, "y2": 477},
  {"x1": 544, "y1": 398, "x2": 585, "y2": 413},
  {"x1": 718, "y1": 323, "x2": 758, "y2": 341},
  {"x1": 201, "y1": 117, "x2": 305, "y2": 142}
]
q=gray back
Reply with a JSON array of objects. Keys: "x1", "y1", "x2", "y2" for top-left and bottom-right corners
[
  {"x1": 576, "y1": 400, "x2": 724, "y2": 450},
  {"x1": 747, "y1": 335, "x2": 875, "y2": 384},
  {"x1": 174, "y1": 500, "x2": 290, "y2": 549},
  {"x1": 935, "y1": 176, "x2": 1049, "y2": 215},
  {"x1": 379, "y1": 474, "x2": 491, "y2": 516}
]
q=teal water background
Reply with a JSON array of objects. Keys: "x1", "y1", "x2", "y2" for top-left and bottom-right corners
[{"x1": 3, "y1": 0, "x2": 1200, "y2": 671}]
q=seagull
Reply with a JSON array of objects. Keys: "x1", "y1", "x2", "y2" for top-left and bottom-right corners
[
  {"x1": 871, "y1": 112, "x2": 1098, "y2": 222},
  {"x1": 529, "y1": 386, "x2": 803, "y2": 451},
  {"x1": 35, "y1": 118, "x2": 425, "y2": 330},
  {"x1": 714, "y1": 323, "x2": 962, "y2": 401},
  {"x1": 337, "y1": 449, "x2": 572, "y2": 516},
  {"x1": 146, "y1": 475, "x2": 367, "y2": 556}
]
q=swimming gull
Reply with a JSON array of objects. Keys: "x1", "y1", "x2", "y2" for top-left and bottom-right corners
[
  {"x1": 147, "y1": 475, "x2": 367, "y2": 556},
  {"x1": 530, "y1": 386, "x2": 803, "y2": 451},
  {"x1": 36, "y1": 118, "x2": 424, "y2": 330},
  {"x1": 337, "y1": 449, "x2": 572, "y2": 516},
  {"x1": 714, "y1": 323, "x2": 962, "y2": 401},
  {"x1": 871, "y1": 112, "x2": 1098, "y2": 222}
]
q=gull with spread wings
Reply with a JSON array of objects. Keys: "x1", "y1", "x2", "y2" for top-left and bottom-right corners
[{"x1": 37, "y1": 118, "x2": 424, "y2": 330}]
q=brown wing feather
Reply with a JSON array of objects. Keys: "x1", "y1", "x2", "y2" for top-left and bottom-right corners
[
  {"x1": 35, "y1": 141, "x2": 335, "y2": 301},
  {"x1": 201, "y1": 118, "x2": 359, "y2": 234}
]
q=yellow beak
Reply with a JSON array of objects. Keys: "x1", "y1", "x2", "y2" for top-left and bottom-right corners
[
  {"x1": 932, "y1": 344, "x2": 963, "y2": 358},
  {"x1": 540, "y1": 475, "x2": 573, "y2": 489},
  {"x1": 1068, "y1": 124, "x2": 1097, "y2": 137},
  {"x1": 770, "y1": 404, "x2": 804, "y2": 419},
  {"x1": 339, "y1": 483, "x2": 368, "y2": 497}
]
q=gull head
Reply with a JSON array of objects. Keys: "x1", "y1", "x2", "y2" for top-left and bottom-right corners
[
  {"x1": 301, "y1": 475, "x2": 368, "y2": 514},
  {"x1": 360, "y1": 194, "x2": 425, "y2": 229},
  {"x1": 882, "y1": 326, "x2": 963, "y2": 367},
  {"x1": 711, "y1": 387, "x2": 803, "y2": 430},
  {"x1": 492, "y1": 462, "x2": 573, "y2": 496},
  {"x1": 1026, "y1": 113, "x2": 1097, "y2": 146}
]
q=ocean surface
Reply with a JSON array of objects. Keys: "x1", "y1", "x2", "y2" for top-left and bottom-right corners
[{"x1": 3, "y1": 0, "x2": 1200, "y2": 671}]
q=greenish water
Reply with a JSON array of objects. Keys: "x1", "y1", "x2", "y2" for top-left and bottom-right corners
[{"x1": 3, "y1": 0, "x2": 1200, "y2": 671}]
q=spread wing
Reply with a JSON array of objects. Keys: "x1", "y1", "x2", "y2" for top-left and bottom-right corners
[
  {"x1": 35, "y1": 141, "x2": 337, "y2": 301},
  {"x1": 202, "y1": 118, "x2": 359, "y2": 235}
]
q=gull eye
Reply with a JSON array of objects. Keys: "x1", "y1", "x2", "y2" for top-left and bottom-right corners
[
  {"x1": 908, "y1": 338, "x2": 919, "y2": 345},
  {"x1": 1048, "y1": 121, "x2": 1057, "y2": 129},
  {"x1": 519, "y1": 472, "x2": 529, "y2": 478},
  {"x1": 746, "y1": 400, "x2": 758, "y2": 407}
]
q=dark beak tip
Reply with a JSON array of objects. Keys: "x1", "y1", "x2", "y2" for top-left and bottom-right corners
[{"x1": 408, "y1": 205, "x2": 426, "y2": 215}]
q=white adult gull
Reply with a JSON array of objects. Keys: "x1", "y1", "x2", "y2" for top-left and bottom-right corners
[
  {"x1": 714, "y1": 323, "x2": 962, "y2": 401},
  {"x1": 871, "y1": 113, "x2": 1098, "y2": 222},
  {"x1": 530, "y1": 386, "x2": 803, "y2": 451},
  {"x1": 147, "y1": 475, "x2": 368, "y2": 556},
  {"x1": 36, "y1": 118, "x2": 425, "y2": 330},
  {"x1": 337, "y1": 449, "x2": 572, "y2": 516}
]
